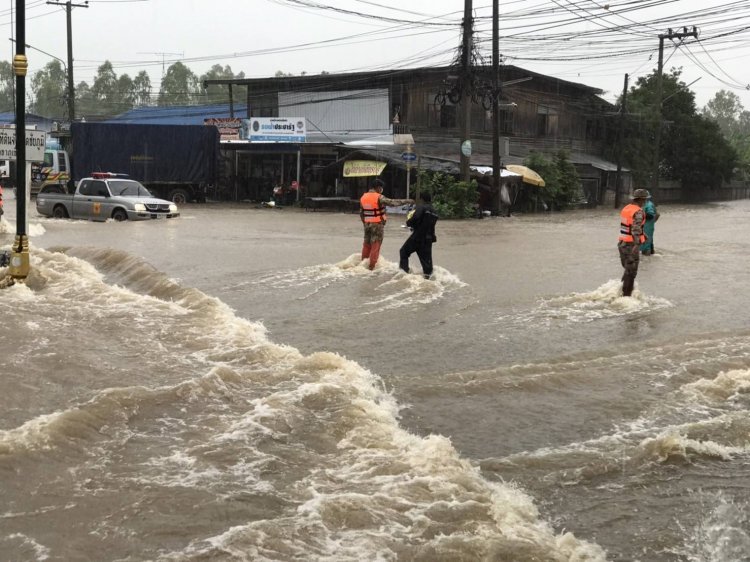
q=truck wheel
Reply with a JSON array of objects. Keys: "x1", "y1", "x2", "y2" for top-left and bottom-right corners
[
  {"x1": 168, "y1": 189, "x2": 189, "y2": 205},
  {"x1": 112, "y1": 208, "x2": 128, "y2": 222},
  {"x1": 52, "y1": 205, "x2": 68, "y2": 219}
]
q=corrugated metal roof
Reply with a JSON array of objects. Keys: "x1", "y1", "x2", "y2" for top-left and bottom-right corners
[{"x1": 105, "y1": 104, "x2": 249, "y2": 125}]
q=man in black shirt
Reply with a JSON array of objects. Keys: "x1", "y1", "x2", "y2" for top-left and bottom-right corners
[{"x1": 399, "y1": 191, "x2": 439, "y2": 278}]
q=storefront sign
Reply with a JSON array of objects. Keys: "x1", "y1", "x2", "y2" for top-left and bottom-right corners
[
  {"x1": 0, "y1": 128, "x2": 46, "y2": 161},
  {"x1": 343, "y1": 160, "x2": 387, "y2": 178},
  {"x1": 245, "y1": 117, "x2": 306, "y2": 143},
  {"x1": 204, "y1": 118, "x2": 243, "y2": 141}
]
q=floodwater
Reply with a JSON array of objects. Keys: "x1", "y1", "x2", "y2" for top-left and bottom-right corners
[{"x1": 2, "y1": 192, "x2": 750, "y2": 561}]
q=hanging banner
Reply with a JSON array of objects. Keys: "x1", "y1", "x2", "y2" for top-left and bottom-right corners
[
  {"x1": 204, "y1": 118, "x2": 243, "y2": 141},
  {"x1": 343, "y1": 160, "x2": 386, "y2": 177},
  {"x1": 244, "y1": 117, "x2": 306, "y2": 142}
]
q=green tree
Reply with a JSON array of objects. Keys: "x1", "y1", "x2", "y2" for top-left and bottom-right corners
[
  {"x1": 116, "y1": 74, "x2": 135, "y2": 109},
  {"x1": 417, "y1": 171, "x2": 477, "y2": 218},
  {"x1": 522, "y1": 151, "x2": 580, "y2": 211},
  {"x1": 703, "y1": 90, "x2": 750, "y2": 179},
  {"x1": 132, "y1": 71, "x2": 152, "y2": 107},
  {"x1": 158, "y1": 62, "x2": 200, "y2": 106},
  {"x1": 75, "y1": 81, "x2": 96, "y2": 117},
  {"x1": 703, "y1": 90, "x2": 748, "y2": 137},
  {"x1": 91, "y1": 61, "x2": 119, "y2": 115},
  {"x1": 0, "y1": 61, "x2": 15, "y2": 112},
  {"x1": 199, "y1": 64, "x2": 246, "y2": 105},
  {"x1": 617, "y1": 68, "x2": 736, "y2": 189},
  {"x1": 29, "y1": 60, "x2": 67, "y2": 118}
]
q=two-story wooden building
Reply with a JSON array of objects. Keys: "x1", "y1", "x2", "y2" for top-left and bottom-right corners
[{"x1": 205, "y1": 65, "x2": 626, "y2": 207}]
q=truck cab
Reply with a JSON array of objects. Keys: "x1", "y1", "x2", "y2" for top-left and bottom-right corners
[{"x1": 32, "y1": 142, "x2": 71, "y2": 195}]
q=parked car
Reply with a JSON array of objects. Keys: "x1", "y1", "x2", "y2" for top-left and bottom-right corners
[{"x1": 36, "y1": 172, "x2": 180, "y2": 221}]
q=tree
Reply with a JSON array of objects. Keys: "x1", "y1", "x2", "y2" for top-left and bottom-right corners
[
  {"x1": 703, "y1": 90, "x2": 749, "y2": 137},
  {"x1": 91, "y1": 61, "x2": 119, "y2": 115},
  {"x1": 158, "y1": 62, "x2": 200, "y2": 106},
  {"x1": 417, "y1": 171, "x2": 478, "y2": 218},
  {"x1": 29, "y1": 60, "x2": 67, "y2": 118},
  {"x1": 0, "y1": 61, "x2": 15, "y2": 112},
  {"x1": 704, "y1": 90, "x2": 750, "y2": 179},
  {"x1": 132, "y1": 71, "x2": 152, "y2": 107},
  {"x1": 616, "y1": 68, "x2": 736, "y2": 189},
  {"x1": 523, "y1": 150, "x2": 581, "y2": 210},
  {"x1": 199, "y1": 64, "x2": 246, "y2": 105}
]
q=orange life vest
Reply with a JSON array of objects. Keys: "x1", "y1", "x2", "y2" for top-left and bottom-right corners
[
  {"x1": 619, "y1": 203, "x2": 646, "y2": 243},
  {"x1": 360, "y1": 191, "x2": 385, "y2": 223}
]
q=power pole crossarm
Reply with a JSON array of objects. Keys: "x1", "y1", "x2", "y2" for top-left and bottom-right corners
[{"x1": 46, "y1": 1, "x2": 89, "y2": 122}]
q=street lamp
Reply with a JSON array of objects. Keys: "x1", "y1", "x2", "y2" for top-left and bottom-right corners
[{"x1": 9, "y1": 38, "x2": 70, "y2": 120}]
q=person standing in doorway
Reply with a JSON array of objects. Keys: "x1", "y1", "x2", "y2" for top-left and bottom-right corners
[
  {"x1": 640, "y1": 191, "x2": 660, "y2": 255},
  {"x1": 359, "y1": 178, "x2": 413, "y2": 270},
  {"x1": 399, "y1": 191, "x2": 439, "y2": 278},
  {"x1": 618, "y1": 188, "x2": 648, "y2": 297}
]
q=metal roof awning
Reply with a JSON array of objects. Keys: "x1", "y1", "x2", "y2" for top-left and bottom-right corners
[{"x1": 570, "y1": 153, "x2": 627, "y2": 172}]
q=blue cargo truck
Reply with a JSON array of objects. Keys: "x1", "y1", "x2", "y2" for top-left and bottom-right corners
[{"x1": 70, "y1": 122, "x2": 221, "y2": 203}]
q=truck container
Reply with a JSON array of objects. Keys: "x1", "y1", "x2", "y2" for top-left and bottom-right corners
[{"x1": 70, "y1": 122, "x2": 220, "y2": 203}]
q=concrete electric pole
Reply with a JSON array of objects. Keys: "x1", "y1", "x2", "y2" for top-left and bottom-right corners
[
  {"x1": 459, "y1": 0, "x2": 473, "y2": 183},
  {"x1": 652, "y1": 26, "x2": 698, "y2": 191},
  {"x1": 46, "y1": 0, "x2": 89, "y2": 123}
]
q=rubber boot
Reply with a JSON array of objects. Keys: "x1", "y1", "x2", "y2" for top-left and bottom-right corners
[
  {"x1": 368, "y1": 240, "x2": 381, "y2": 270},
  {"x1": 622, "y1": 274, "x2": 635, "y2": 297}
]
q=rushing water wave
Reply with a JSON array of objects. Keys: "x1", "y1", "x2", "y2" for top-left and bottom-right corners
[
  {"x1": 0, "y1": 248, "x2": 605, "y2": 561},
  {"x1": 4, "y1": 199, "x2": 750, "y2": 561}
]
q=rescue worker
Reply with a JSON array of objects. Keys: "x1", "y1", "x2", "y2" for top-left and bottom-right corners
[
  {"x1": 399, "y1": 191, "x2": 438, "y2": 278},
  {"x1": 359, "y1": 178, "x2": 413, "y2": 270},
  {"x1": 618, "y1": 188, "x2": 648, "y2": 297},
  {"x1": 640, "y1": 191, "x2": 660, "y2": 255}
]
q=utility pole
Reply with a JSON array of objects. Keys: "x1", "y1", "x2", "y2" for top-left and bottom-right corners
[
  {"x1": 652, "y1": 26, "x2": 698, "y2": 191},
  {"x1": 459, "y1": 0, "x2": 473, "y2": 183},
  {"x1": 7, "y1": 0, "x2": 28, "y2": 283},
  {"x1": 614, "y1": 73, "x2": 628, "y2": 209},
  {"x1": 491, "y1": 0, "x2": 501, "y2": 213},
  {"x1": 47, "y1": 1, "x2": 89, "y2": 123}
]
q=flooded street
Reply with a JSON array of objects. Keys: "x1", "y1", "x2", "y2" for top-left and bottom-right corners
[{"x1": 2, "y1": 194, "x2": 750, "y2": 561}]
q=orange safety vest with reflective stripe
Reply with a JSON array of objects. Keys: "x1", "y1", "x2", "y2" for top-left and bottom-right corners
[
  {"x1": 360, "y1": 191, "x2": 386, "y2": 223},
  {"x1": 619, "y1": 203, "x2": 646, "y2": 243}
]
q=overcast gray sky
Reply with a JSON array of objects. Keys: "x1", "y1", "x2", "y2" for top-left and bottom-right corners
[{"x1": 3, "y1": 0, "x2": 750, "y2": 110}]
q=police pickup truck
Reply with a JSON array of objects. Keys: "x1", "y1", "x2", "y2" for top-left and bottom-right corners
[{"x1": 36, "y1": 173, "x2": 179, "y2": 221}]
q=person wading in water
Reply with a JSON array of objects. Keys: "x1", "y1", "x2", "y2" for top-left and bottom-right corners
[{"x1": 359, "y1": 178, "x2": 413, "y2": 270}]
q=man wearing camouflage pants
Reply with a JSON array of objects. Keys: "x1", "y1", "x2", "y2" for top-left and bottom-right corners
[{"x1": 618, "y1": 189, "x2": 648, "y2": 297}]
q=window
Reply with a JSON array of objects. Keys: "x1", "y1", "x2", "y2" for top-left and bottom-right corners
[
  {"x1": 78, "y1": 180, "x2": 92, "y2": 195},
  {"x1": 536, "y1": 106, "x2": 558, "y2": 137},
  {"x1": 586, "y1": 119, "x2": 602, "y2": 140},
  {"x1": 57, "y1": 152, "x2": 67, "y2": 172},
  {"x1": 440, "y1": 104, "x2": 457, "y2": 128}
]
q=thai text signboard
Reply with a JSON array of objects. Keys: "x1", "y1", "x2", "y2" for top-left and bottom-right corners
[
  {"x1": 0, "y1": 128, "x2": 46, "y2": 161},
  {"x1": 343, "y1": 160, "x2": 387, "y2": 177},
  {"x1": 245, "y1": 117, "x2": 306, "y2": 143}
]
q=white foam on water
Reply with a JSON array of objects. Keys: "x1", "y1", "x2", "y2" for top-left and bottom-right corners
[
  {"x1": 1, "y1": 248, "x2": 604, "y2": 561},
  {"x1": 2, "y1": 533, "x2": 51, "y2": 561},
  {"x1": 671, "y1": 493, "x2": 750, "y2": 562},
  {"x1": 225, "y1": 253, "x2": 466, "y2": 310},
  {"x1": 681, "y1": 368, "x2": 750, "y2": 404},
  {"x1": 0, "y1": 217, "x2": 46, "y2": 236},
  {"x1": 497, "y1": 279, "x2": 673, "y2": 327}
]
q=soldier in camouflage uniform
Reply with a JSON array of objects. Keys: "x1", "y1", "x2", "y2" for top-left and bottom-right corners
[
  {"x1": 618, "y1": 188, "x2": 648, "y2": 297},
  {"x1": 359, "y1": 179, "x2": 413, "y2": 270}
]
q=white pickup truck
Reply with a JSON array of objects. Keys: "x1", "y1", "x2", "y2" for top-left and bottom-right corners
[{"x1": 36, "y1": 173, "x2": 179, "y2": 221}]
